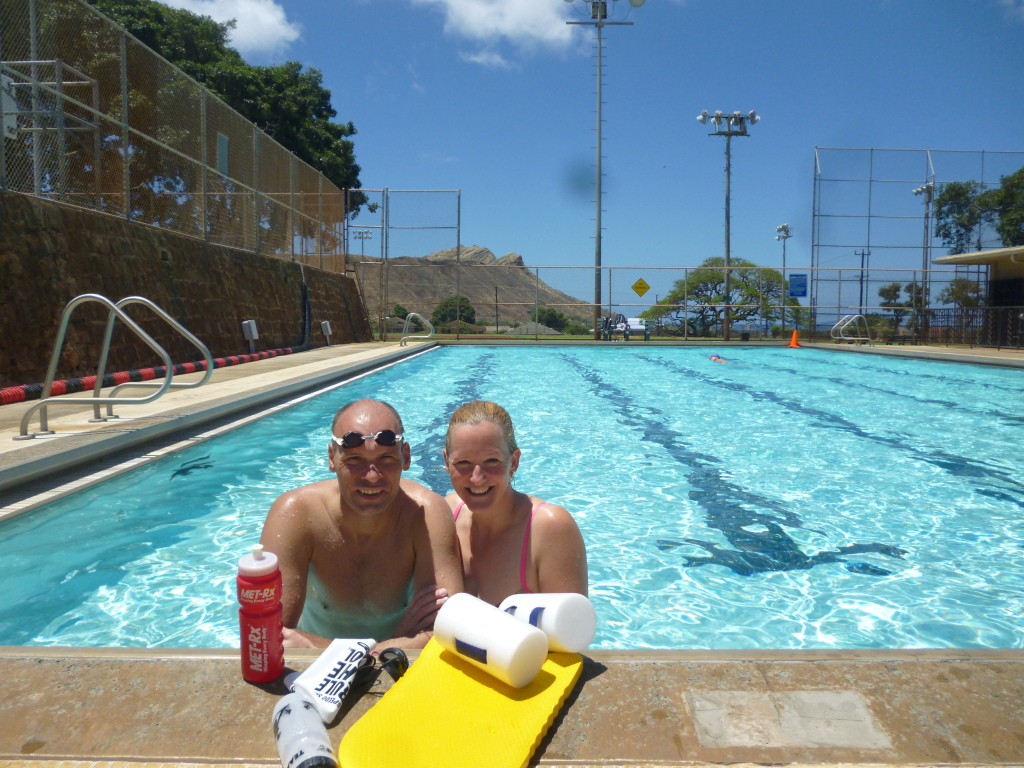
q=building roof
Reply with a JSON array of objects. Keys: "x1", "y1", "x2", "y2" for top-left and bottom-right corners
[{"x1": 933, "y1": 244, "x2": 1024, "y2": 265}]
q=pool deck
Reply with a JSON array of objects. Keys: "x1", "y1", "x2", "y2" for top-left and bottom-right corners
[{"x1": 1, "y1": 339, "x2": 1023, "y2": 768}]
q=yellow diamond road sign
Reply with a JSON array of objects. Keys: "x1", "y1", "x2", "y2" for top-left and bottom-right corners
[{"x1": 632, "y1": 278, "x2": 650, "y2": 297}]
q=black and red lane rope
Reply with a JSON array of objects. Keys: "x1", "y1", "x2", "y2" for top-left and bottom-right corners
[{"x1": 0, "y1": 347, "x2": 296, "y2": 406}]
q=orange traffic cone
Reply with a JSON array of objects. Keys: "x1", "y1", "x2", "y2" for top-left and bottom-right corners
[{"x1": 787, "y1": 330, "x2": 801, "y2": 348}]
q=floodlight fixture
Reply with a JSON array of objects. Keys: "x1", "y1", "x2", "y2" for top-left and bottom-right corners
[{"x1": 697, "y1": 110, "x2": 709, "y2": 124}]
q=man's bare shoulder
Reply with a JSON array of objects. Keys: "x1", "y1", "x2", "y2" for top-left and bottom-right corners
[
  {"x1": 399, "y1": 478, "x2": 453, "y2": 521},
  {"x1": 399, "y1": 477, "x2": 444, "y2": 506},
  {"x1": 268, "y1": 479, "x2": 336, "y2": 521}
]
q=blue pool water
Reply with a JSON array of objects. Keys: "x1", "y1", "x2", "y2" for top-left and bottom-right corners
[{"x1": 1, "y1": 346, "x2": 1022, "y2": 650}]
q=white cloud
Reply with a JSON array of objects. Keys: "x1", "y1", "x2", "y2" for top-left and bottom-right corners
[
  {"x1": 997, "y1": 0, "x2": 1024, "y2": 21},
  {"x1": 409, "y1": 0, "x2": 576, "y2": 50},
  {"x1": 459, "y1": 49, "x2": 515, "y2": 69},
  {"x1": 159, "y1": 0, "x2": 301, "y2": 59}
]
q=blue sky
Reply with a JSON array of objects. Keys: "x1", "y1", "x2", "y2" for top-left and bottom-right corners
[{"x1": 162, "y1": 0, "x2": 1024, "y2": 306}]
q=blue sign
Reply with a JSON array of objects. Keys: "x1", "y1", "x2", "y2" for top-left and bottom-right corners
[{"x1": 788, "y1": 273, "x2": 808, "y2": 298}]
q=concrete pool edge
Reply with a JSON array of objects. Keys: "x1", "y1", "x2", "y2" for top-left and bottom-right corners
[{"x1": 1, "y1": 645, "x2": 1023, "y2": 766}]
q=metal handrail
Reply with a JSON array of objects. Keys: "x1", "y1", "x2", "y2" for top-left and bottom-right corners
[
  {"x1": 400, "y1": 313, "x2": 435, "y2": 346},
  {"x1": 92, "y1": 296, "x2": 215, "y2": 421},
  {"x1": 830, "y1": 314, "x2": 874, "y2": 345},
  {"x1": 17, "y1": 294, "x2": 210, "y2": 438}
]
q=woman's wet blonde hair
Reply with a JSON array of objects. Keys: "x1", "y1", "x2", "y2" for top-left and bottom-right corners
[{"x1": 445, "y1": 400, "x2": 518, "y2": 455}]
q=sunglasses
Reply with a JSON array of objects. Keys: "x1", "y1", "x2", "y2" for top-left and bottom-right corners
[{"x1": 332, "y1": 430, "x2": 404, "y2": 450}]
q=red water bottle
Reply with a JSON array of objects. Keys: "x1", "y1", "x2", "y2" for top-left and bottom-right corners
[{"x1": 237, "y1": 543, "x2": 284, "y2": 683}]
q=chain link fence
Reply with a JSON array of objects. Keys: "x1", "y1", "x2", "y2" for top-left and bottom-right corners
[
  {"x1": 0, "y1": 0, "x2": 345, "y2": 268},
  {"x1": 361, "y1": 260, "x2": 1021, "y2": 349}
]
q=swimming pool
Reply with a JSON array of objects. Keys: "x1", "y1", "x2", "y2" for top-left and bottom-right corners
[{"x1": 1, "y1": 346, "x2": 1022, "y2": 650}]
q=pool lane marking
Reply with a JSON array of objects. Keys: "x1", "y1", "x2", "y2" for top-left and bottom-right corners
[
  {"x1": 636, "y1": 350, "x2": 1024, "y2": 501},
  {"x1": 556, "y1": 351, "x2": 908, "y2": 576},
  {"x1": 0, "y1": 346, "x2": 440, "y2": 520}
]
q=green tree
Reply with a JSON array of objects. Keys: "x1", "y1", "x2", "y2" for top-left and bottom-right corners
[
  {"x1": 935, "y1": 278, "x2": 983, "y2": 309},
  {"x1": 878, "y1": 282, "x2": 907, "y2": 331},
  {"x1": 391, "y1": 304, "x2": 423, "y2": 330},
  {"x1": 640, "y1": 257, "x2": 799, "y2": 335},
  {"x1": 431, "y1": 295, "x2": 476, "y2": 327},
  {"x1": 934, "y1": 181, "x2": 984, "y2": 254},
  {"x1": 978, "y1": 166, "x2": 1024, "y2": 247},
  {"x1": 88, "y1": 0, "x2": 362, "y2": 193},
  {"x1": 931, "y1": 166, "x2": 1024, "y2": 252},
  {"x1": 531, "y1": 306, "x2": 569, "y2": 332},
  {"x1": 878, "y1": 282, "x2": 923, "y2": 333}
]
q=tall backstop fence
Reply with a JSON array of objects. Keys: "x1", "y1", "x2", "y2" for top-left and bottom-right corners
[
  {"x1": 811, "y1": 147, "x2": 1024, "y2": 322},
  {"x1": 0, "y1": 0, "x2": 347, "y2": 267}
]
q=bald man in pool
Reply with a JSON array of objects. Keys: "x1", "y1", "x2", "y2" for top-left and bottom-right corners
[{"x1": 260, "y1": 398, "x2": 463, "y2": 650}]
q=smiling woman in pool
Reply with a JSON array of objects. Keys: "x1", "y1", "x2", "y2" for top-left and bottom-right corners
[{"x1": 443, "y1": 400, "x2": 588, "y2": 606}]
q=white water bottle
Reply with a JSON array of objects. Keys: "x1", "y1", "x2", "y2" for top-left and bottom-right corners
[
  {"x1": 433, "y1": 592, "x2": 548, "y2": 688},
  {"x1": 498, "y1": 592, "x2": 597, "y2": 653},
  {"x1": 272, "y1": 692, "x2": 337, "y2": 768}
]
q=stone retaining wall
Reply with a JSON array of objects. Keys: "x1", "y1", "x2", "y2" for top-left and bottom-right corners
[{"x1": 0, "y1": 191, "x2": 371, "y2": 388}]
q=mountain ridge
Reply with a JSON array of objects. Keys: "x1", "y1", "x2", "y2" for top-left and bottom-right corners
[{"x1": 353, "y1": 246, "x2": 594, "y2": 327}]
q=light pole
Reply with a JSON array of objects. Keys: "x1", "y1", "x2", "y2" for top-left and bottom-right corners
[
  {"x1": 775, "y1": 223, "x2": 791, "y2": 333},
  {"x1": 566, "y1": 0, "x2": 646, "y2": 339},
  {"x1": 354, "y1": 229, "x2": 373, "y2": 257},
  {"x1": 913, "y1": 182, "x2": 934, "y2": 342},
  {"x1": 697, "y1": 109, "x2": 759, "y2": 341}
]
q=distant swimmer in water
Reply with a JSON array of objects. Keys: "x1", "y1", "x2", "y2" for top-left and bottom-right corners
[{"x1": 709, "y1": 354, "x2": 729, "y2": 363}]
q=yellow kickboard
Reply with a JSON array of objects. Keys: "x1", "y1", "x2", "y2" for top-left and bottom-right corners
[{"x1": 339, "y1": 637, "x2": 583, "y2": 768}]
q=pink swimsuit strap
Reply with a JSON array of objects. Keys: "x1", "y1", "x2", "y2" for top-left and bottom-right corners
[{"x1": 452, "y1": 500, "x2": 546, "y2": 594}]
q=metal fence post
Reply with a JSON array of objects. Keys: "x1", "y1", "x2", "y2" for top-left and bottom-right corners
[
  {"x1": 252, "y1": 124, "x2": 259, "y2": 253},
  {"x1": 455, "y1": 202, "x2": 462, "y2": 340},
  {"x1": 683, "y1": 268, "x2": 689, "y2": 341},
  {"x1": 608, "y1": 268, "x2": 612, "y2": 321},
  {"x1": 380, "y1": 188, "x2": 389, "y2": 341},
  {"x1": 289, "y1": 154, "x2": 295, "y2": 262},
  {"x1": 318, "y1": 173, "x2": 323, "y2": 270},
  {"x1": 837, "y1": 269, "x2": 842, "y2": 331},
  {"x1": 532, "y1": 268, "x2": 538, "y2": 340},
  {"x1": 456, "y1": 190, "x2": 462, "y2": 340},
  {"x1": 201, "y1": 89, "x2": 208, "y2": 239},
  {"x1": 0, "y1": 6, "x2": 6, "y2": 191},
  {"x1": 29, "y1": 0, "x2": 41, "y2": 196},
  {"x1": 120, "y1": 30, "x2": 130, "y2": 219},
  {"x1": 54, "y1": 60, "x2": 67, "y2": 202}
]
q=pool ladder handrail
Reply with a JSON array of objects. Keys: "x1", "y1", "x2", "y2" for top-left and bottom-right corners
[
  {"x1": 400, "y1": 313, "x2": 434, "y2": 346},
  {"x1": 830, "y1": 314, "x2": 874, "y2": 345},
  {"x1": 17, "y1": 294, "x2": 214, "y2": 439}
]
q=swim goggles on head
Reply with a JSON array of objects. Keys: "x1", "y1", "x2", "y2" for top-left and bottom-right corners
[{"x1": 332, "y1": 430, "x2": 404, "y2": 449}]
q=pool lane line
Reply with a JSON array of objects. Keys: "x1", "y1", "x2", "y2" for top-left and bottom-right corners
[
  {"x1": 636, "y1": 350, "x2": 1024, "y2": 503},
  {"x1": 556, "y1": 350, "x2": 909, "y2": 577}
]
